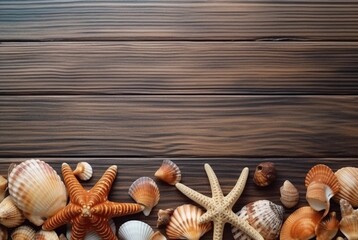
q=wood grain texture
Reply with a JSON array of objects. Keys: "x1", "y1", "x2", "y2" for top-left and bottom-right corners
[
  {"x1": 1, "y1": 42, "x2": 358, "y2": 95},
  {"x1": 0, "y1": 96, "x2": 357, "y2": 157},
  {"x1": 1, "y1": 1, "x2": 358, "y2": 41}
]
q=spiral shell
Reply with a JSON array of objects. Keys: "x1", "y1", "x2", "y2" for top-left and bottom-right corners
[
  {"x1": 315, "y1": 211, "x2": 339, "y2": 240},
  {"x1": 150, "y1": 231, "x2": 167, "y2": 240},
  {"x1": 0, "y1": 225, "x2": 8, "y2": 240},
  {"x1": 157, "y1": 208, "x2": 174, "y2": 228},
  {"x1": 73, "y1": 162, "x2": 93, "y2": 181},
  {"x1": 339, "y1": 199, "x2": 358, "y2": 240},
  {"x1": 232, "y1": 200, "x2": 284, "y2": 240},
  {"x1": 155, "y1": 159, "x2": 181, "y2": 185},
  {"x1": 166, "y1": 204, "x2": 212, "y2": 240},
  {"x1": 253, "y1": 162, "x2": 277, "y2": 187},
  {"x1": 128, "y1": 177, "x2": 160, "y2": 216},
  {"x1": 334, "y1": 167, "x2": 358, "y2": 207},
  {"x1": 118, "y1": 220, "x2": 154, "y2": 240},
  {"x1": 66, "y1": 219, "x2": 116, "y2": 240},
  {"x1": 35, "y1": 230, "x2": 59, "y2": 240},
  {"x1": 11, "y1": 225, "x2": 36, "y2": 240},
  {"x1": 0, "y1": 196, "x2": 25, "y2": 228},
  {"x1": 280, "y1": 180, "x2": 300, "y2": 208},
  {"x1": 8, "y1": 159, "x2": 67, "y2": 226},
  {"x1": 0, "y1": 176, "x2": 7, "y2": 202}
]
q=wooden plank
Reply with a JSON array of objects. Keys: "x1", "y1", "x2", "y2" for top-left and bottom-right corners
[
  {"x1": 1, "y1": 157, "x2": 354, "y2": 239},
  {"x1": 0, "y1": 96, "x2": 357, "y2": 157},
  {"x1": 1, "y1": 41, "x2": 358, "y2": 95},
  {"x1": 1, "y1": 1, "x2": 358, "y2": 41}
]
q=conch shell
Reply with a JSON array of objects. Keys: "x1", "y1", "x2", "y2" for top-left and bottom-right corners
[
  {"x1": 280, "y1": 180, "x2": 300, "y2": 208},
  {"x1": 155, "y1": 159, "x2": 181, "y2": 185},
  {"x1": 334, "y1": 167, "x2": 358, "y2": 207},
  {"x1": 0, "y1": 196, "x2": 25, "y2": 228},
  {"x1": 339, "y1": 199, "x2": 358, "y2": 240},
  {"x1": 315, "y1": 211, "x2": 339, "y2": 240}
]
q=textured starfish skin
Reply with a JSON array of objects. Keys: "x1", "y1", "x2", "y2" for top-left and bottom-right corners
[
  {"x1": 43, "y1": 163, "x2": 144, "y2": 240},
  {"x1": 175, "y1": 164, "x2": 264, "y2": 240}
]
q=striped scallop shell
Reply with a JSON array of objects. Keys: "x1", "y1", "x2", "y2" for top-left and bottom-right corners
[
  {"x1": 73, "y1": 162, "x2": 93, "y2": 181},
  {"x1": 334, "y1": 167, "x2": 358, "y2": 207},
  {"x1": 66, "y1": 219, "x2": 116, "y2": 240},
  {"x1": 232, "y1": 200, "x2": 284, "y2": 240},
  {"x1": 315, "y1": 211, "x2": 339, "y2": 240},
  {"x1": 0, "y1": 195, "x2": 25, "y2": 228},
  {"x1": 128, "y1": 177, "x2": 160, "y2": 216},
  {"x1": 0, "y1": 175, "x2": 7, "y2": 202},
  {"x1": 118, "y1": 220, "x2": 154, "y2": 240},
  {"x1": 11, "y1": 225, "x2": 36, "y2": 240},
  {"x1": 35, "y1": 230, "x2": 59, "y2": 240},
  {"x1": 166, "y1": 204, "x2": 212, "y2": 240},
  {"x1": 8, "y1": 159, "x2": 67, "y2": 226},
  {"x1": 155, "y1": 159, "x2": 181, "y2": 185}
]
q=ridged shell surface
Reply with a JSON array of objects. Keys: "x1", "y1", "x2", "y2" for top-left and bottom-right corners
[
  {"x1": 280, "y1": 180, "x2": 299, "y2": 208},
  {"x1": 334, "y1": 167, "x2": 358, "y2": 207},
  {"x1": 66, "y1": 219, "x2": 116, "y2": 240},
  {"x1": 315, "y1": 212, "x2": 339, "y2": 240},
  {"x1": 8, "y1": 159, "x2": 67, "y2": 226},
  {"x1": 0, "y1": 196, "x2": 25, "y2": 228},
  {"x1": 118, "y1": 220, "x2": 154, "y2": 240},
  {"x1": 232, "y1": 200, "x2": 284, "y2": 240},
  {"x1": 305, "y1": 164, "x2": 340, "y2": 193},
  {"x1": 155, "y1": 159, "x2": 181, "y2": 185},
  {"x1": 11, "y1": 225, "x2": 36, "y2": 240},
  {"x1": 339, "y1": 199, "x2": 358, "y2": 240},
  {"x1": 73, "y1": 162, "x2": 93, "y2": 181},
  {"x1": 35, "y1": 230, "x2": 59, "y2": 240},
  {"x1": 0, "y1": 176, "x2": 7, "y2": 202},
  {"x1": 253, "y1": 162, "x2": 277, "y2": 187}
]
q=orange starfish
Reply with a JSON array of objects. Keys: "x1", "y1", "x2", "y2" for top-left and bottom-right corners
[{"x1": 43, "y1": 163, "x2": 144, "y2": 240}]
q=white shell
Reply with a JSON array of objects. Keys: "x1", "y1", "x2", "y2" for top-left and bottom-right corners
[
  {"x1": 334, "y1": 167, "x2": 358, "y2": 207},
  {"x1": 11, "y1": 225, "x2": 36, "y2": 240},
  {"x1": 0, "y1": 195, "x2": 25, "y2": 228},
  {"x1": 66, "y1": 219, "x2": 116, "y2": 240},
  {"x1": 118, "y1": 220, "x2": 154, "y2": 240},
  {"x1": 73, "y1": 162, "x2": 93, "y2": 181},
  {"x1": 35, "y1": 230, "x2": 59, "y2": 240},
  {"x1": 8, "y1": 159, "x2": 68, "y2": 226}
]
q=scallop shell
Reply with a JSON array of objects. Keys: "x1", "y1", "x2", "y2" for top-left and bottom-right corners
[
  {"x1": 253, "y1": 162, "x2": 277, "y2": 187},
  {"x1": 280, "y1": 206, "x2": 323, "y2": 240},
  {"x1": 118, "y1": 220, "x2": 154, "y2": 240},
  {"x1": 35, "y1": 230, "x2": 59, "y2": 240},
  {"x1": 339, "y1": 199, "x2": 358, "y2": 240},
  {"x1": 232, "y1": 200, "x2": 284, "y2": 240},
  {"x1": 157, "y1": 208, "x2": 174, "y2": 228},
  {"x1": 128, "y1": 177, "x2": 160, "y2": 216},
  {"x1": 0, "y1": 196, "x2": 25, "y2": 228},
  {"x1": 280, "y1": 180, "x2": 300, "y2": 208},
  {"x1": 155, "y1": 159, "x2": 181, "y2": 185},
  {"x1": 334, "y1": 167, "x2": 358, "y2": 207},
  {"x1": 66, "y1": 219, "x2": 116, "y2": 240},
  {"x1": 8, "y1": 159, "x2": 67, "y2": 226},
  {"x1": 0, "y1": 175, "x2": 7, "y2": 202},
  {"x1": 166, "y1": 204, "x2": 212, "y2": 240},
  {"x1": 11, "y1": 225, "x2": 36, "y2": 240},
  {"x1": 0, "y1": 225, "x2": 8, "y2": 240},
  {"x1": 73, "y1": 162, "x2": 93, "y2": 181},
  {"x1": 150, "y1": 231, "x2": 167, "y2": 240},
  {"x1": 315, "y1": 211, "x2": 339, "y2": 240}
]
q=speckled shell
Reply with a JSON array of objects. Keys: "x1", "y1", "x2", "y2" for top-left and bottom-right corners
[
  {"x1": 157, "y1": 208, "x2": 174, "y2": 228},
  {"x1": 155, "y1": 159, "x2": 181, "y2": 185},
  {"x1": 339, "y1": 199, "x2": 358, "y2": 240},
  {"x1": 73, "y1": 162, "x2": 93, "y2": 181},
  {"x1": 118, "y1": 220, "x2": 154, "y2": 240},
  {"x1": 334, "y1": 167, "x2": 358, "y2": 207},
  {"x1": 150, "y1": 231, "x2": 167, "y2": 240},
  {"x1": 66, "y1": 219, "x2": 116, "y2": 240},
  {"x1": 11, "y1": 225, "x2": 36, "y2": 240},
  {"x1": 0, "y1": 175, "x2": 7, "y2": 202},
  {"x1": 280, "y1": 180, "x2": 300, "y2": 208},
  {"x1": 35, "y1": 230, "x2": 59, "y2": 240},
  {"x1": 253, "y1": 162, "x2": 277, "y2": 187},
  {"x1": 315, "y1": 212, "x2": 339, "y2": 240},
  {"x1": 232, "y1": 200, "x2": 284, "y2": 240},
  {"x1": 8, "y1": 159, "x2": 67, "y2": 226},
  {"x1": 0, "y1": 196, "x2": 25, "y2": 228},
  {"x1": 280, "y1": 206, "x2": 323, "y2": 240},
  {"x1": 166, "y1": 204, "x2": 212, "y2": 240},
  {"x1": 128, "y1": 177, "x2": 160, "y2": 216},
  {"x1": 0, "y1": 226, "x2": 8, "y2": 240}
]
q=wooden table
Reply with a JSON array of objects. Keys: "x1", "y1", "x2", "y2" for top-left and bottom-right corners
[{"x1": 0, "y1": 0, "x2": 357, "y2": 239}]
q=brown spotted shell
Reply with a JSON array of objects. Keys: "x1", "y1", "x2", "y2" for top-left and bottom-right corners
[
  {"x1": 157, "y1": 208, "x2": 174, "y2": 228},
  {"x1": 253, "y1": 162, "x2": 277, "y2": 187},
  {"x1": 155, "y1": 159, "x2": 181, "y2": 185},
  {"x1": 315, "y1": 212, "x2": 339, "y2": 240},
  {"x1": 11, "y1": 225, "x2": 36, "y2": 240},
  {"x1": 0, "y1": 196, "x2": 25, "y2": 228},
  {"x1": 280, "y1": 180, "x2": 300, "y2": 209},
  {"x1": 334, "y1": 167, "x2": 358, "y2": 207}
]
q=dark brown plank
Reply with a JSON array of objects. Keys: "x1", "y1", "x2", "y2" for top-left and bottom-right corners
[
  {"x1": 0, "y1": 96, "x2": 357, "y2": 157},
  {"x1": 1, "y1": 42, "x2": 358, "y2": 95},
  {"x1": 1, "y1": 1, "x2": 358, "y2": 41}
]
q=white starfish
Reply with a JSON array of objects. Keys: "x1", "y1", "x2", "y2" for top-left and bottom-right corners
[{"x1": 175, "y1": 164, "x2": 264, "y2": 240}]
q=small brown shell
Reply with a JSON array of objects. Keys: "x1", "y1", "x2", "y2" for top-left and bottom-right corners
[
  {"x1": 73, "y1": 162, "x2": 93, "y2": 181},
  {"x1": 315, "y1": 212, "x2": 339, "y2": 240},
  {"x1": 339, "y1": 199, "x2": 358, "y2": 240},
  {"x1": 0, "y1": 225, "x2": 8, "y2": 240},
  {"x1": 157, "y1": 208, "x2": 174, "y2": 228},
  {"x1": 280, "y1": 180, "x2": 299, "y2": 208},
  {"x1": 0, "y1": 196, "x2": 25, "y2": 228},
  {"x1": 155, "y1": 159, "x2": 181, "y2": 185},
  {"x1": 334, "y1": 167, "x2": 358, "y2": 207},
  {"x1": 253, "y1": 162, "x2": 276, "y2": 187},
  {"x1": 11, "y1": 225, "x2": 36, "y2": 240},
  {"x1": 35, "y1": 230, "x2": 59, "y2": 240},
  {"x1": 150, "y1": 231, "x2": 167, "y2": 240}
]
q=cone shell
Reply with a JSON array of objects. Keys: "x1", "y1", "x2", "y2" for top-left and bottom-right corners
[
  {"x1": 280, "y1": 180, "x2": 300, "y2": 208},
  {"x1": 280, "y1": 206, "x2": 323, "y2": 240},
  {"x1": 8, "y1": 159, "x2": 67, "y2": 226},
  {"x1": 0, "y1": 176, "x2": 7, "y2": 202},
  {"x1": 166, "y1": 204, "x2": 212, "y2": 240},
  {"x1": 253, "y1": 162, "x2": 277, "y2": 187},
  {"x1": 315, "y1": 212, "x2": 339, "y2": 240},
  {"x1": 232, "y1": 200, "x2": 284, "y2": 240},
  {"x1": 11, "y1": 225, "x2": 36, "y2": 240},
  {"x1": 0, "y1": 226, "x2": 8, "y2": 240},
  {"x1": 157, "y1": 208, "x2": 174, "y2": 228},
  {"x1": 118, "y1": 220, "x2": 154, "y2": 240},
  {"x1": 150, "y1": 231, "x2": 167, "y2": 240},
  {"x1": 155, "y1": 159, "x2": 181, "y2": 185},
  {"x1": 66, "y1": 219, "x2": 116, "y2": 240},
  {"x1": 128, "y1": 177, "x2": 160, "y2": 216},
  {"x1": 73, "y1": 162, "x2": 93, "y2": 181},
  {"x1": 334, "y1": 167, "x2": 358, "y2": 207},
  {"x1": 35, "y1": 230, "x2": 59, "y2": 240},
  {"x1": 339, "y1": 199, "x2": 358, "y2": 240},
  {"x1": 0, "y1": 196, "x2": 25, "y2": 228}
]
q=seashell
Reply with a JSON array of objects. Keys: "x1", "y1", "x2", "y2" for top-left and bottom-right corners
[
  {"x1": 35, "y1": 230, "x2": 59, "y2": 240},
  {"x1": 58, "y1": 234, "x2": 67, "y2": 240},
  {"x1": 166, "y1": 204, "x2": 212, "y2": 240},
  {"x1": 280, "y1": 180, "x2": 299, "y2": 208},
  {"x1": 315, "y1": 211, "x2": 339, "y2": 240},
  {"x1": 8, "y1": 159, "x2": 67, "y2": 226},
  {"x1": 128, "y1": 177, "x2": 160, "y2": 216},
  {"x1": 339, "y1": 199, "x2": 358, "y2": 240},
  {"x1": 253, "y1": 162, "x2": 276, "y2": 187},
  {"x1": 11, "y1": 225, "x2": 36, "y2": 240},
  {"x1": 118, "y1": 220, "x2": 154, "y2": 240},
  {"x1": 66, "y1": 219, "x2": 116, "y2": 240},
  {"x1": 0, "y1": 195, "x2": 25, "y2": 228},
  {"x1": 157, "y1": 208, "x2": 174, "y2": 228},
  {"x1": 334, "y1": 167, "x2": 358, "y2": 207},
  {"x1": 150, "y1": 231, "x2": 167, "y2": 240},
  {"x1": 232, "y1": 200, "x2": 284, "y2": 240},
  {"x1": 72, "y1": 162, "x2": 93, "y2": 181},
  {"x1": 280, "y1": 206, "x2": 323, "y2": 240},
  {"x1": 0, "y1": 175, "x2": 7, "y2": 202},
  {"x1": 0, "y1": 225, "x2": 8, "y2": 240},
  {"x1": 155, "y1": 159, "x2": 181, "y2": 185}
]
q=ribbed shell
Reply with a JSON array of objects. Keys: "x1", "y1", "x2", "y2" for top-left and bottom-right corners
[
  {"x1": 0, "y1": 225, "x2": 8, "y2": 240},
  {"x1": 73, "y1": 162, "x2": 93, "y2": 181},
  {"x1": 232, "y1": 200, "x2": 284, "y2": 240},
  {"x1": 35, "y1": 230, "x2": 59, "y2": 240},
  {"x1": 66, "y1": 219, "x2": 116, "y2": 240},
  {"x1": 253, "y1": 162, "x2": 277, "y2": 187},
  {"x1": 280, "y1": 180, "x2": 299, "y2": 209},
  {"x1": 150, "y1": 231, "x2": 167, "y2": 240},
  {"x1": 8, "y1": 159, "x2": 67, "y2": 226},
  {"x1": 155, "y1": 159, "x2": 181, "y2": 185},
  {"x1": 118, "y1": 220, "x2": 154, "y2": 240},
  {"x1": 166, "y1": 204, "x2": 212, "y2": 240},
  {"x1": 305, "y1": 164, "x2": 340, "y2": 193},
  {"x1": 11, "y1": 225, "x2": 36, "y2": 240},
  {"x1": 339, "y1": 199, "x2": 358, "y2": 240},
  {"x1": 334, "y1": 167, "x2": 358, "y2": 207},
  {"x1": 315, "y1": 212, "x2": 339, "y2": 240},
  {"x1": 157, "y1": 208, "x2": 174, "y2": 228},
  {"x1": 0, "y1": 196, "x2": 25, "y2": 228},
  {"x1": 0, "y1": 176, "x2": 7, "y2": 202},
  {"x1": 128, "y1": 177, "x2": 160, "y2": 216}
]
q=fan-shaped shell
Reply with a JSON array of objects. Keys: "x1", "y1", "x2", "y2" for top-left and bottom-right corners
[
  {"x1": 0, "y1": 225, "x2": 8, "y2": 240},
  {"x1": 232, "y1": 200, "x2": 284, "y2": 240},
  {"x1": 155, "y1": 159, "x2": 181, "y2": 185},
  {"x1": 150, "y1": 231, "x2": 167, "y2": 240},
  {"x1": 339, "y1": 199, "x2": 358, "y2": 240},
  {"x1": 73, "y1": 162, "x2": 93, "y2": 181},
  {"x1": 66, "y1": 219, "x2": 116, "y2": 240},
  {"x1": 118, "y1": 220, "x2": 154, "y2": 240},
  {"x1": 280, "y1": 206, "x2": 323, "y2": 240},
  {"x1": 280, "y1": 180, "x2": 299, "y2": 208},
  {"x1": 8, "y1": 159, "x2": 67, "y2": 226},
  {"x1": 0, "y1": 176, "x2": 7, "y2": 202},
  {"x1": 11, "y1": 225, "x2": 36, "y2": 240},
  {"x1": 128, "y1": 177, "x2": 160, "y2": 216},
  {"x1": 0, "y1": 196, "x2": 25, "y2": 228},
  {"x1": 157, "y1": 208, "x2": 174, "y2": 228},
  {"x1": 166, "y1": 204, "x2": 212, "y2": 240},
  {"x1": 315, "y1": 212, "x2": 339, "y2": 240},
  {"x1": 35, "y1": 230, "x2": 59, "y2": 240},
  {"x1": 334, "y1": 167, "x2": 358, "y2": 207}
]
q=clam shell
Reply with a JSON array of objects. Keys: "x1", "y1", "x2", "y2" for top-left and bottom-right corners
[
  {"x1": 128, "y1": 177, "x2": 160, "y2": 216},
  {"x1": 66, "y1": 219, "x2": 116, "y2": 240},
  {"x1": 8, "y1": 159, "x2": 67, "y2": 226},
  {"x1": 315, "y1": 212, "x2": 339, "y2": 240},
  {"x1": 334, "y1": 167, "x2": 358, "y2": 207},
  {"x1": 73, "y1": 162, "x2": 93, "y2": 181},
  {"x1": 280, "y1": 206, "x2": 323, "y2": 240},
  {"x1": 232, "y1": 200, "x2": 284, "y2": 240},
  {"x1": 11, "y1": 225, "x2": 36, "y2": 240},
  {"x1": 0, "y1": 196, "x2": 25, "y2": 228},
  {"x1": 280, "y1": 180, "x2": 299, "y2": 208},
  {"x1": 35, "y1": 230, "x2": 59, "y2": 240},
  {"x1": 339, "y1": 199, "x2": 358, "y2": 240},
  {"x1": 118, "y1": 220, "x2": 154, "y2": 240},
  {"x1": 150, "y1": 231, "x2": 167, "y2": 240},
  {"x1": 166, "y1": 204, "x2": 212, "y2": 240},
  {"x1": 0, "y1": 175, "x2": 7, "y2": 202},
  {"x1": 155, "y1": 159, "x2": 181, "y2": 185},
  {"x1": 0, "y1": 225, "x2": 8, "y2": 240},
  {"x1": 253, "y1": 162, "x2": 277, "y2": 187},
  {"x1": 157, "y1": 208, "x2": 174, "y2": 228}
]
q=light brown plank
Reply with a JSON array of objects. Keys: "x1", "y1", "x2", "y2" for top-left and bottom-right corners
[
  {"x1": 1, "y1": 1, "x2": 358, "y2": 41},
  {"x1": 0, "y1": 96, "x2": 356, "y2": 157}
]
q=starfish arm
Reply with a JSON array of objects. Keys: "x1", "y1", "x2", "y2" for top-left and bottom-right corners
[
  {"x1": 62, "y1": 163, "x2": 87, "y2": 205},
  {"x1": 175, "y1": 183, "x2": 211, "y2": 208},
  {"x1": 91, "y1": 216, "x2": 117, "y2": 240},
  {"x1": 204, "y1": 164, "x2": 224, "y2": 200},
  {"x1": 42, "y1": 204, "x2": 82, "y2": 230},
  {"x1": 198, "y1": 211, "x2": 214, "y2": 224},
  {"x1": 91, "y1": 201, "x2": 144, "y2": 218},
  {"x1": 70, "y1": 216, "x2": 88, "y2": 240},
  {"x1": 211, "y1": 221, "x2": 225, "y2": 240},
  {"x1": 227, "y1": 211, "x2": 264, "y2": 240},
  {"x1": 225, "y1": 167, "x2": 249, "y2": 208}
]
